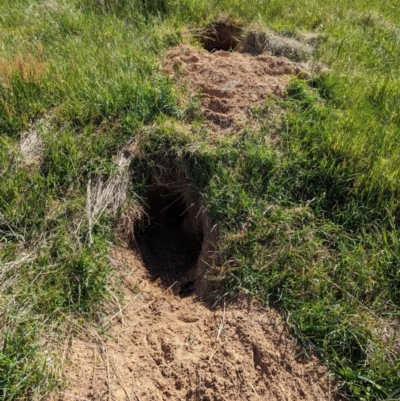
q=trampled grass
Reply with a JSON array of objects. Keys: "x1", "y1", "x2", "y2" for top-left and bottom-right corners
[{"x1": 0, "y1": 0, "x2": 399, "y2": 400}]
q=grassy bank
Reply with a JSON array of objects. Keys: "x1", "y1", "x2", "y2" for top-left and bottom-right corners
[{"x1": 1, "y1": 0, "x2": 399, "y2": 399}]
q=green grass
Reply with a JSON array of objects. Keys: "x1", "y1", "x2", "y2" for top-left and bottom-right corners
[{"x1": 1, "y1": 0, "x2": 400, "y2": 400}]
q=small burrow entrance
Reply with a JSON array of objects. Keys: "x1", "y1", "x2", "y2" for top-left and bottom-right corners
[
  {"x1": 199, "y1": 21, "x2": 243, "y2": 52},
  {"x1": 133, "y1": 182, "x2": 214, "y2": 297}
]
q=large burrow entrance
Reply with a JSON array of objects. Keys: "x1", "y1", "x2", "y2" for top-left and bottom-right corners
[
  {"x1": 199, "y1": 21, "x2": 243, "y2": 52},
  {"x1": 133, "y1": 181, "x2": 214, "y2": 297}
]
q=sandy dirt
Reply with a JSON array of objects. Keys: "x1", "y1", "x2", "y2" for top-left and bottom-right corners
[
  {"x1": 164, "y1": 45, "x2": 308, "y2": 129},
  {"x1": 50, "y1": 246, "x2": 339, "y2": 401}
]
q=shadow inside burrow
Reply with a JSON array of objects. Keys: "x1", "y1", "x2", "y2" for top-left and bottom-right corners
[
  {"x1": 199, "y1": 21, "x2": 243, "y2": 52},
  {"x1": 131, "y1": 181, "x2": 215, "y2": 298}
]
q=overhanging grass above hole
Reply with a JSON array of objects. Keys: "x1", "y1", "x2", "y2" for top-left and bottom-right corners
[{"x1": 199, "y1": 21, "x2": 243, "y2": 52}]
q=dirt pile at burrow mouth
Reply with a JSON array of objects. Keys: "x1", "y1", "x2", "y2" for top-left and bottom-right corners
[
  {"x1": 164, "y1": 45, "x2": 310, "y2": 130},
  {"x1": 50, "y1": 247, "x2": 338, "y2": 401}
]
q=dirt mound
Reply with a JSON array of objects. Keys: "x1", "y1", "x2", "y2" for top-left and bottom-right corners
[
  {"x1": 164, "y1": 45, "x2": 309, "y2": 129},
  {"x1": 50, "y1": 247, "x2": 339, "y2": 401}
]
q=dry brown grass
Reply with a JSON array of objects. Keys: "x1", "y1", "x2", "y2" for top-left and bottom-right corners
[
  {"x1": 240, "y1": 25, "x2": 315, "y2": 61},
  {"x1": 19, "y1": 114, "x2": 52, "y2": 168},
  {"x1": 86, "y1": 138, "x2": 140, "y2": 244},
  {"x1": 0, "y1": 53, "x2": 47, "y2": 86}
]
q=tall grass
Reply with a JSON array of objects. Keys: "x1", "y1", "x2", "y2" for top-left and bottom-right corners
[{"x1": 0, "y1": 0, "x2": 399, "y2": 400}]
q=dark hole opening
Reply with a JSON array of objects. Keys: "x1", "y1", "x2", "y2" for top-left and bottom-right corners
[
  {"x1": 200, "y1": 22, "x2": 242, "y2": 52},
  {"x1": 134, "y1": 185, "x2": 204, "y2": 290}
]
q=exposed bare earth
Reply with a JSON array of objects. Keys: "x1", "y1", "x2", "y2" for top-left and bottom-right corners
[
  {"x1": 51, "y1": 247, "x2": 338, "y2": 401},
  {"x1": 164, "y1": 45, "x2": 309, "y2": 129}
]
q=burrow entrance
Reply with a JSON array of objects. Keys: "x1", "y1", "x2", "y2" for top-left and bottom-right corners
[
  {"x1": 199, "y1": 21, "x2": 243, "y2": 52},
  {"x1": 133, "y1": 182, "x2": 214, "y2": 297}
]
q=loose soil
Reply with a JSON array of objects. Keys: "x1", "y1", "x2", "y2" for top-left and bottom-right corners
[
  {"x1": 164, "y1": 45, "x2": 309, "y2": 129},
  {"x1": 51, "y1": 247, "x2": 339, "y2": 401}
]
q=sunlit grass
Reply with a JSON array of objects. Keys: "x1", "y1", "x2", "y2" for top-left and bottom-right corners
[{"x1": 0, "y1": 0, "x2": 399, "y2": 399}]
